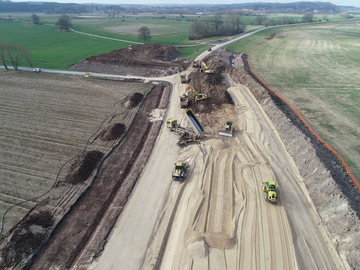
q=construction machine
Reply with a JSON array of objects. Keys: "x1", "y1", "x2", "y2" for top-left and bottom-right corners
[
  {"x1": 192, "y1": 60, "x2": 200, "y2": 68},
  {"x1": 166, "y1": 118, "x2": 198, "y2": 139},
  {"x1": 180, "y1": 95, "x2": 189, "y2": 108},
  {"x1": 200, "y1": 61, "x2": 213, "y2": 73},
  {"x1": 184, "y1": 84, "x2": 207, "y2": 101},
  {"x1": 166, "y1": 109, "x2": 204, "y2": 140},
  {"x1": 180, "y1": 73, "x2": 187, "y2": 84},
  {"x1": 218, "y1": 121, "x2": 234, "y2": 137},
  {"x1": 262, "y1": 180, "x2": 277, "y2": 203},
  {"x1": 172, "y1": 161, "x2": 189, "y2": 181}
]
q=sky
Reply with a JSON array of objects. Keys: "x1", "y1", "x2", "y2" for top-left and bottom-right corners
[{"x1": 8, "y1": 0, "x2": 360, "y2": 7}]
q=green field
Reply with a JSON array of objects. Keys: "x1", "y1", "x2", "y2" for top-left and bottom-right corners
[
  {"x1": 0, "y1": 13, "x2": 204, "y2": 68},
  {"x1": 234, "y1": 21, "x2": 360, "y2": 182},
  {"x1": 0, "y1": 12, "x2": 349, "y2": 69}
]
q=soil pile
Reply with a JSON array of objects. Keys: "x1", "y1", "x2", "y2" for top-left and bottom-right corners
[
  {"x1": 187, "y1": 60, "x2": 232, "y2": 114},
  {"x1": 66, "y1": 150, "x2": 104, "y2": 184},
  {"x1": 123, "y1": 92, "x2": 144, "y2": 108},
  {"x1": 100, "y1": 123, "x2": 126, "y2": 141},
  {"x1": 71, "y1": 44, "x2": 190, "y2": 77},
  {"x1": 0, "y1": 211, "x2": 53, "y2": 269}
]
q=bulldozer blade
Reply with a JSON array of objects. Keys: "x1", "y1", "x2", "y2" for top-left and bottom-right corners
[{"x1": 218, "y1": 131, "x2": 233, "y2": 137}]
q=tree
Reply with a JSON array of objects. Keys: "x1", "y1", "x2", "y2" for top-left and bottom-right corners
[
  {"x1": 56, "y1": 14, "x2": 72, "y2": 31},
  {"x1": 138, "y1": 26, "x2": 151, "y2": 43},
  {"x1": 0, "y1": 43, "x2": 31, "y2": 70},
  {"x1": 0, "y1": 42, "x2": 9, "y2": 70},
  {"x1": 31, "y1": 14, "x2": 40, "y2": 25},
  {"x1": 302, "y1": 13, "x2": 314, "y2": 22},
  {"x1": 210, "y1": 15, "x2": 223, "y2": 34},
  {"x1": 256, "y1": 14, "x2": 267, "y2": 25},
  {"x1": 188, "y1": 20, "x2": 208, "y2": 40},
  {"x1": 228, "y1": 11, "x2": 246, "y2": 34},
  {"x1": 7, "y1": 44, "x2": 30, "y2": 70}
]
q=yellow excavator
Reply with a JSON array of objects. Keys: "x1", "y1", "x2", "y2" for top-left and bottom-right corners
[
  {"x1": 200, "y1": 61, "x2": 213, "y2": 73},
  {"x1": 184, "y1": 84, "x2": 207, "y2": 101}
]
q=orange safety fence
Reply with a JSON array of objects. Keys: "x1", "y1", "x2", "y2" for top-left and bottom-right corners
[{"x1": 247, "y1": 24, "x2": 360, "y2": 192}]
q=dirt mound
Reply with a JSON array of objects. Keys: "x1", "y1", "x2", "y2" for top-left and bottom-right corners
[
  {"x1": 187, "y1": 55, "x2": 233, "y2": 114},
  {"x1": 100, "y1": 123, "x2": 126, "y2": 141},
  {"x1": 71, "y1": 44, "x2": 190, "y2": 77},
  {"x1": 0, "y1": 211, "x2": 53, "y2": 269},
  {"x1": 123, "y1": 92, "x2": 144, "y2": 109},
  {"x1": 66, "y1": 150, "x2": 104, "y2": 184}
]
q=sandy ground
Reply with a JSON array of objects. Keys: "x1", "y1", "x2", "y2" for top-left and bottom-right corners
[{"x1": 91, "y1": 66, "x2": 345, "y2": 269}]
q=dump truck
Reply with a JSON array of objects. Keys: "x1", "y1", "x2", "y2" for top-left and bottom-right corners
[
  {"x1": 180, "y1": 95, "x2": 189, "y2": 108},
  {"x1": 200, "y1": 61, "x2": 213, "y2": 73},
  {"x1": 262, "y1": 180, "x2": 277, "y2": 203},
  {"x1": 184, "y1": 84, "x2": 207, "y2": 101},
  {"x1": 166, "y1": 118, "x2": 198, "y2": 139},
  {"x1": 218, "y1": 120, "x2": 234, "y2": 137},
  {"x1": 167, "y1": 110, "x2": 204, "y2": 140},
  {"x1": 172, "y1": 161, "x2": 189, "y2": 181},
  {"x1": 180, "y1": 73, "x2": 187, "y2": 84}
]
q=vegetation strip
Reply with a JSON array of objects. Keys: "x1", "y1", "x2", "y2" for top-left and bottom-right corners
[{"x1": 247, "y1": 23, "x2": 360, "y2": 191}]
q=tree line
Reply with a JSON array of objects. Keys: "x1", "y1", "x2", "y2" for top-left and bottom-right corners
[
  {"x1": 0, "y1": 43, "x2": 32, "y2": 70},
  {"x1": 0, "y1": 1, "x2": 344, "y2": 15},
  {"x1": 188, "y1": 12, "x2": 246, "y2": 40}
]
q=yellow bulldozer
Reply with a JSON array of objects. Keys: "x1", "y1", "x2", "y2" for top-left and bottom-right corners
[
  {"x1": 172, "y1": 161, "x2": 189, "y2": 181},
  {"x1": 218, "y1": 121, "x2": 234, "y2": 137}
]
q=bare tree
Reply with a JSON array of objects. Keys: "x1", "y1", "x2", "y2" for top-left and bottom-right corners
[
  {"x1": 210, "y1": 15, "x2": 223, "y2": 34},
  {"x1": 6, "y1": 44, "x2": 27, "y2": 70},
  {"x1": 256, "y1": 14, "x2": 267, "y2": 25},
  {"x1": 138, "y1": 26, "x2": 151, "y2": 43},
  {"x1": 56, "y1": 14, "x2": 72, "y2": 31},
  {"x1": 0, "y1": 42, "x2": 9, "y2": 70},
  {"x1": 228, "y1": 11, "x2": 245, "y2": 33}
]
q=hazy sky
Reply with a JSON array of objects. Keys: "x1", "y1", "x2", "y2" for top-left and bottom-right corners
[{"x1": 9, "y1": 0, "x2": 360, "y2": 7}]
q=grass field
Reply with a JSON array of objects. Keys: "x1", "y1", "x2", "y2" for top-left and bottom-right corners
[
  {"x1": 237, "y1": 21, "x2": 360, "y2": 182},
  {"x1": 0, "y1": 12, "x2": 349, "y2": 69},
  {"x1": 0, "y1": 71, "x2": 150, "y2": 233}
]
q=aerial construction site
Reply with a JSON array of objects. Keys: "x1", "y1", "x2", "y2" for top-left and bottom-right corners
[{"x1": 0, "y1": 44, "x2": 359, "y2": 270}]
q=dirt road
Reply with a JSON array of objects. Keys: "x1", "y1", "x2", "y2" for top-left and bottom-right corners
[{"x1": 92, "y1": 67, "x2": 345, "y2": 269}]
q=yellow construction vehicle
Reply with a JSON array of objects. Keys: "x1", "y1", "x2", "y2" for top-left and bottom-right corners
[
  {"x1": 262, "y1": 180, "x2": 277, "y2": 203},
  {"x1": 200, "y1": 61, "x2": 213, "y2": 73},
  {"x1": 192, "y1": 60, "x2": 200, "y2": 68},
  {"x1": 180, "y1": 73, "x2": 187, "y2": 84},
  {"x1": 184, "y1": 84, "x2": 207, "y2": 101},
  {"x1": 172, "y1": 161, "x2": 189, "y2": 181},
  {"x1": 218, "y1": 121, "x2": 234, "y2": 137},
  {"x1": 166, "y1": 118, "x2": 198, "y2": 138}
]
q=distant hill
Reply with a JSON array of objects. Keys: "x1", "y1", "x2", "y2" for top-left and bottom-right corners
[{"x1": 0, "y1": 1, "x2": 353, "y2": 14}]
